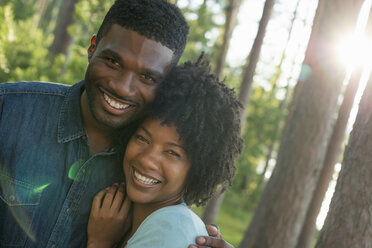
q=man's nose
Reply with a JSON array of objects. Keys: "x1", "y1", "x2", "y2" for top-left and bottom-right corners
[{"x1": 113, "y1": 70, "x2": 136, "y2": 97}]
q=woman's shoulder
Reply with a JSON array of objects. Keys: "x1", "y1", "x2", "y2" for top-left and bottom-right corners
[
  {"x1": 147, "y1": 203, "x2": 206, "y2": 230},
  {"x1": 126, "y1": 203, "x2": 208, "y2": 248}
]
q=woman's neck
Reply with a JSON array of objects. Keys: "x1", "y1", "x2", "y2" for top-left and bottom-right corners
[{"x1": 128, "y1": 204, "x2": 162, "y2": 239}]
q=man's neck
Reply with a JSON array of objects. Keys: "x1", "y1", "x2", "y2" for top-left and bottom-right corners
[{"x1": 80, "y1": 91, "x2": 115, "y2": 155}]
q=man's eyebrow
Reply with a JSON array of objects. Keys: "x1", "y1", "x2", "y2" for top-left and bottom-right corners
[
  {"x1": 139, "y1": 126, "x2": 152, "y2": 137},
  {"x1": 101, "y1": 49, "x2": 123, "y2": 64},
  {"x1": 141, "y1": 68, "x2": 164, "y2": 80}
]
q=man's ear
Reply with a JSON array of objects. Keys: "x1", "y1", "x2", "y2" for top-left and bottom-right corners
[{"x1": 88, "y1": 35, "x2": 97, "y2": 61}]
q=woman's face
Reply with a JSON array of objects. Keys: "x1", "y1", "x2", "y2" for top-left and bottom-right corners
[{"x1": 123, "y1": 117, "x2": 191, "y2": 209}]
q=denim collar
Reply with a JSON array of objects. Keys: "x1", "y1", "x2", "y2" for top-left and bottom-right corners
[{"x1": 57, "y1": 81, "x2": 86, "y2": 143}]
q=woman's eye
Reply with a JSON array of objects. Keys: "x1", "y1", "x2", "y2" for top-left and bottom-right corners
[
  {"x1": 167, "y1": 150, "x2": 180, "y2": 158},
  {"x1": 135, "y1": 134, "x2": 149, "y2": 144}
]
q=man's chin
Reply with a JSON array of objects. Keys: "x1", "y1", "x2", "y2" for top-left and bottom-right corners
[{"x1": 95, "y1": 114, "x2": 137, "y2": 130}]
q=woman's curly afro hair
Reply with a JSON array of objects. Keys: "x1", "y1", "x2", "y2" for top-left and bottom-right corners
[{"x1": 149, "y1": 55, "x2": 244, "y2": 206}]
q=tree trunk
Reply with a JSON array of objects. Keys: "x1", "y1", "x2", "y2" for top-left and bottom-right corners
[
  {"x1": 315, "y1": 68, "x2": 372, "y2": 248},
  {"x1": 31, "y1": 0, "x2": 49, "y2": 27},
  {"x1": 38, "y1": 0, "x2": 60, "y2": 30},
  {"x1": 258, "y1": 80, "x2": 291, "y2": 188},
  {"x1": 296, "y1": 67, "x2": 363, "y2": 248},
  {"x1": 270, "y1": 0, "x2": 301, "y2": 90},
  {"x1": 202, "y1": 189, "x2": 225, "y2": 224},
  {"x1": 215, "y1": 0, "x2": 242, "y2": 80},
  {"x1": 49, "y1": 0, "x2": 79, "y2": 58},
  {"x1": 297, "y1": 4, "x2": 372, "y2": 246},
  {"x1": 238, "y1": 0, "x2": 363, "y2": 247},
  {"x1": 259, "y1": 0, "x2": 301, "y2": 184},
  {"x1": 238, "y1": 0, "x2": 275, "y2": 125}
]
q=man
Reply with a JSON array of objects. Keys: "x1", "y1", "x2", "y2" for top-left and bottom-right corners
[{"x1": 0, "y1": 0, "x2": 232, "y2": 248}]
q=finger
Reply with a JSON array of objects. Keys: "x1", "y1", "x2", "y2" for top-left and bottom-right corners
[
  {"x1": 102, "y1": 184, "x2": 118, "y2": 209},
  {"x1": 195, "y1": 236, "x2": 233, "y2": 248},
  {"x1": 91, "y1": 188, "x2": 108, "y2": 213},
  {"x1": 118, "y1": 195, "x2": 132, "y2": 218},
  {"x1": 187, "y1": 242, "x2": 211, "y2": 248},
  {"x1": 206, "y1": 224, "x2": 220, "y2": 238},
  {"x1": 111, "y1": 183, "x2": 125, "y2": 211}
]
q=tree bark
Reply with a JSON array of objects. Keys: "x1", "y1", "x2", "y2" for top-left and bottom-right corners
[
  {"x1": 49, "y1": 0, "x2": 79, "y2": 58},
  {"x1": 238, "y1": 0, "x2": 275, "y2": 125},
  {"x1": 201, "y1": 189, "x2": 225, "y2": 224},
  {"x1": 259, "y1": 0, "x2": 301, "y2": 184},
  {"x1": 315, "y1": 68, "x2": 372, "y2": 248},
  {"x1": 215, "y1": 0, "x2": 242, "y2": 80},
  {"x1": 296, "y1": 68, "x2": 362, "y2": 248},
  {"x1": 238, "y1": 0, "x2": 363, "y2": 247}
]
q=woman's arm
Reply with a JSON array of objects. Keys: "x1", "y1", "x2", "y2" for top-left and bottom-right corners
[{"x1": 87, "y1": 183, "x2": 132, "y2": 248}]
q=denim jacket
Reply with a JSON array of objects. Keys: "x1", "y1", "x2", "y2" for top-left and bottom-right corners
[{"x1": 0, "y1": 81, "x2": 124, "y2": 248}]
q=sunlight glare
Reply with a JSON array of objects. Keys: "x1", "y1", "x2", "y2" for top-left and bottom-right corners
[
  {"x1": 337, "y1": 36, "x2": 372, "y2": 69},
  {"x1": 337, "y1": 0, "x2": 372, "y2": 70},
  {"x1": 316, "y1": 163, "x2": 341, "y2": 230}
]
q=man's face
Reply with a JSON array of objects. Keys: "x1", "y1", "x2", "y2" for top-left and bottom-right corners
[{"x1": 84, "y1": 24, "x2": 174, "y2": 129}]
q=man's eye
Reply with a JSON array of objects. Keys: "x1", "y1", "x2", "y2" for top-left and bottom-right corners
[
  {"x1": 141, "y1": 74, "x2": 156, "y2": 82},
  {"x1": 105, "y1": 57, "x2": 119, "y2": 65},
  {"x1": 135, "y1": 134, "x2": 149, "y2": 144}
]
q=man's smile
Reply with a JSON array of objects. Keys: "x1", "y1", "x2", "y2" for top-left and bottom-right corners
[
  {"x1": 103, "y1": 92, "x2": 131, "y2": 110},
  {"x1": 99, "y1": 87, "x2": 136, "y2": 114}
]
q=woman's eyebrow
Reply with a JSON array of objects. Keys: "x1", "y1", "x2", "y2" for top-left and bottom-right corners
[{"x1": 167, "y1": 142, "x2": 186, "y2": 150}]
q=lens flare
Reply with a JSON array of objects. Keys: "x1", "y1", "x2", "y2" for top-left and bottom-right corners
[
  {"x1": 68, "y1": 159, "x2": 86, "y2": 181},
  {"x1": 33, "y1": 183, "x2": 50, "y2": 193},
  {"x1": 0, "y1": 167, "x2": 39, "y2": 243}
]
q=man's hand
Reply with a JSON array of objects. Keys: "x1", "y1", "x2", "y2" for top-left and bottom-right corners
[
  {"x1": 87, "y1": 183, "x2": 132, "y2": 248},
  {"x1": 188, "y1": 224, "x2": 234, "y2": 248}
]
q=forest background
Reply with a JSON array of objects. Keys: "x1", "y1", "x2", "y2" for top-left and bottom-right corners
[{"x1": 1, "y1": 0, "x2": 372, "y2": 247}]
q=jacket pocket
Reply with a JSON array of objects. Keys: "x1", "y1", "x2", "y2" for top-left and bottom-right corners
[{"x1": 0, "y1": 175, "x2": 42, "y2": 246}]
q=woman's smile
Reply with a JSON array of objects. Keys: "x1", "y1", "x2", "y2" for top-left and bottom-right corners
[{"x1": 132, "y1": 167, "x2": 161, "y2": 186}]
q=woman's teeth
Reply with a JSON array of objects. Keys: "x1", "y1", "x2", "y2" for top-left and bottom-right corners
[{"x1": 134, "y1": 170, "x2": 160, "y2": 185}]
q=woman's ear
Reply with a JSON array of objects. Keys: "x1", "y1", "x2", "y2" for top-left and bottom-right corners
[{"x1": 88, "y1": 35, "x2": 97, "y2": 61}]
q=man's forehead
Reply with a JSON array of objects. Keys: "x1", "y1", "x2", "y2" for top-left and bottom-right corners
[
  {"x1": 102, "y1": 24, "x2": 174, "y2": 54},
  {"x1": 98, "y1": 25, "x2": 175, "y2": 74}
]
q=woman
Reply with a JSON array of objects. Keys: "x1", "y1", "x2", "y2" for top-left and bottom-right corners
[{"x1": 86, "y1": 57, "x2": 244, "y2": 248}]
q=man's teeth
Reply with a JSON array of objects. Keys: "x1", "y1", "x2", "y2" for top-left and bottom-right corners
[
  {"x1": 134, "y1": 170, "x2": 159, "y2": 185},
  {"x1": 103, "y1": 93, "x2": 129, "y2": 109}
]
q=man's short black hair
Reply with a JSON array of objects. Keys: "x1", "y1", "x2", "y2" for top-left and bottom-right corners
[
  {"x1": 149, "y1": 55, "x2": 244, "y2": 206},
  {"x1": 96, "y1": 0, "x2": 189, "y2": 65}
]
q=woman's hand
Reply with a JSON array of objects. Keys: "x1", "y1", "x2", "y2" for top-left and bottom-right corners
[{"x1": 87, "y1": 183, "x2": 132, "y2": 248}]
